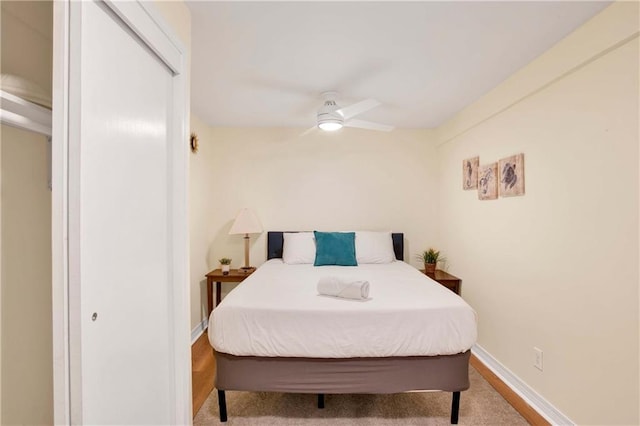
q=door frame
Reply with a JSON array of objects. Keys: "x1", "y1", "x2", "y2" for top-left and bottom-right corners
[{"x1": 51, "y1": 1, "x2": 191, "y2": 423}]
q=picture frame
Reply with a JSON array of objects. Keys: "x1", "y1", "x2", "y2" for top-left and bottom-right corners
[
  {"x1": 462, "y1": 156, "x2": 479, "y2": 190},
  {"x1": 478, "y1": 162, "x2": 498, "y2": 200},
  {"x1": 499, "y1": 153, "x2": 525, "y2": 197}
]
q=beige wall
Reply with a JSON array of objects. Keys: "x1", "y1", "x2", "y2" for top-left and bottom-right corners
[
  {"x1": 435, "y1": 3, "x2": 639, "y2": 424},
  {"x1": 0, "y1": 125, "x2": 53, "y2": 425},
  {"x1": 0, "y1": 1, "x2": 53, "y2": 96},
  {"x1": 0, "y1": 0, "x2": 191, "y2": 423},
  {"x1": 186, "y1": 2, "x2": 640, "y2": 423},
  {"x1": 0, "y1": 6, "x2": 3, "y2": 417},
  {"x1": 189, "y1": 115, "x2": 217, "y2": 331},
  {"x1": 0, "y1": 1, "x2": 53, "y2": 424},
  {"x1": 153, "y1": 1, "x2": 191, "y2": 55},
  {"x1": 189, "y1": 126, "x2": 437, "y2": 330}
]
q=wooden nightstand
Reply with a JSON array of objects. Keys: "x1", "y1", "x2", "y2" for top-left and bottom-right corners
[
  {"x1": 206, "y1": 268, "x2": 255, "y2": 316},
  {"x1": 421, "y1": 269, "x2": 462, "y2": 295}
]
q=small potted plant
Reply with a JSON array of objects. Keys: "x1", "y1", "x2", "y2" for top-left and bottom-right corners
[
  {"x1": 219, "y1": 258, "x2": 232, "y2": 275},
  {"x1": 418, "y1": 248, "x2": 443, "y2": 274}
]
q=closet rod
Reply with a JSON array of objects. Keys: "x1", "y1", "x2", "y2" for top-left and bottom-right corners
[
  {"x1": 0, "y1": 89, "x2": 52, "y2": 137},
  {"x1": 1, "y1": 89, "x2": 53, "y2": 190}
]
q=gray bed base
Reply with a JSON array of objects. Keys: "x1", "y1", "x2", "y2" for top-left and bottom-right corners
[
  {"x1": 213, "y1": 231, "x2": 471, "y2": 424},
  {"x1": 214, "y1": 350, "x2": 470, "y2": 424}
]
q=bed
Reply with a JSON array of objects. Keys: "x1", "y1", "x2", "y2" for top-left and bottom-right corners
[{"x1": 209, "y1": 231, "x2": 477, "y2": 424}]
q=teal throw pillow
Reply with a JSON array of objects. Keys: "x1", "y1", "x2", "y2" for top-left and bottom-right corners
[{"x1": 313, "y1": 231, "x2": 358, "y2": 266}]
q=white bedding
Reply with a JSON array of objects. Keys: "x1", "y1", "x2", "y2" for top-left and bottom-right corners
[{"x1": 209, "y1": 259, "x2": 477, "y2": 358}]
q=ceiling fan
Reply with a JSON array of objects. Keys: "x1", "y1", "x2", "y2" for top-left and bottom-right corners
[{"x1": 308, "y1": 91, "x2": 394, "y2": 133}]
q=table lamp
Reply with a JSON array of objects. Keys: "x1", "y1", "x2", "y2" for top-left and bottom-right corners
[{"x1": 229, "y1": 208, "x2": 263, "y2": 271}]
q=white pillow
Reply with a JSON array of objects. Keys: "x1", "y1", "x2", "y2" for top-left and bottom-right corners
[
  {"x1": 282, "y1": 232, "x2": 316, "y2": 264},
  {"x1": 355, "y1": 231, "x2": 396, "y2": 264}
]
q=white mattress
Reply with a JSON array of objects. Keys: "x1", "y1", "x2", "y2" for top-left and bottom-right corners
[{"x1": 209, "y1": 259, "x2": 477, "y2": 358}]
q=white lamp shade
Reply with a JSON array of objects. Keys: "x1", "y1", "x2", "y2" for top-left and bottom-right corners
[{"x1": 229, "y1": 208, "x2": 263, "y2": 235}]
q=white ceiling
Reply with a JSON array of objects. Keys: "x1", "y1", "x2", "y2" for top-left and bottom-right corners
[{"x1": 187, "y1": 1, "x2": 610, "y2": 129}]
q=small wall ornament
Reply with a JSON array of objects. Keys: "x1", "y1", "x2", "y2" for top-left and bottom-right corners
[
  {"x1": 462, "y1": 156, "x2": 479, "y2": 190},
  {"x1": 190, "y1": 132, "x2": 199, "y2": 153},
  {"x1": 499, "y1": 153, "x2": 525, "y2": 197},
  {"x1": 478, "y1": 162, "x2": 498, "y2": 200}
]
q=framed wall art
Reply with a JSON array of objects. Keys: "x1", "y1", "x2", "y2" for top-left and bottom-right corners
[
  {"x1": 499, "y1": 153, "x2": 525, "y2": 197},
  {"x1": 462, "y1": 156, "x2": 479, "y2": 190},
  {"x1": 478, "y1": 162, "x2": 498, "y2": 200}
]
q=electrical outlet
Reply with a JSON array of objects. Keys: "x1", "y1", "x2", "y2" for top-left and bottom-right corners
[{"x1": 534, "y1": 347, "x2": 543, "y2": 371}]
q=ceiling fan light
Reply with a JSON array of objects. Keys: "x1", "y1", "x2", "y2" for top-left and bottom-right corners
[
  {"x1": 317, "y1": 110, "x2": 344, "y2": 131},
  {"x1": 317, "y1": 93, "x2": 345, "y2": 131},
  {"x1": 318, "y1": 121, "x2": 343, "y2": 131}
]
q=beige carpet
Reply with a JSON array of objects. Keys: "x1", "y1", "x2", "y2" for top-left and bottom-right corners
[{"x1": 194, "y1": 366, "x2": 527, "y2": 425}]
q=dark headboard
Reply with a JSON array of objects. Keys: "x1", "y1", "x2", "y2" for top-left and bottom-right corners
[{"x1": 267, "y1": 231, "x2": 404, "y2": 261}]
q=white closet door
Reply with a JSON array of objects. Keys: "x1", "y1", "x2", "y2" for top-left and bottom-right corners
[{"x1": 53, "y1": 1, "x2": 190, "y2": 424}]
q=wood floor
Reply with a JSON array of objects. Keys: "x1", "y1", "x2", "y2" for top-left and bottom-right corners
[
  {"x1": 191, "y1": 331, "x2": 216, "y2": 417},
  {"x1": 191, "y1": 331, "x2": 549, "y2": 424},
  {"x1": 470, "y1": 354, "x2": 550, "y2": 426}
]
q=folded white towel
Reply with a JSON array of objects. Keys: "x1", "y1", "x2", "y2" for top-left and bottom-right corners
[{"x1": 317, "y1": 276, "x2": 370, "y2": 300}]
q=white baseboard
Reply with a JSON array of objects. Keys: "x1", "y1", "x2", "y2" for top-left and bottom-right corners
[
  {"x1": 190, "y1": 318, "x2": 208, "y2": 344},
  {"x1": 472, "y1": 344, "x2": 573, "y2": 425}
]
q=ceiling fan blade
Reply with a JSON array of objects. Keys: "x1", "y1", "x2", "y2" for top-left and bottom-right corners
[
  {"x1": 345, "y1": 119, "x2": 394, "y2": 132},
  {"x1": 300, "y1": 126, "x2": 317, "y2": 136},
  {"x1": 336, "y1": 98, "x2": 381, "y2": 120}
]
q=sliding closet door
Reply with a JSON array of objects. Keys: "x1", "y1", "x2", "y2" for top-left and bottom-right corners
[{"x1": 52, "y1": 1, "x2": 190, "y2": 424}]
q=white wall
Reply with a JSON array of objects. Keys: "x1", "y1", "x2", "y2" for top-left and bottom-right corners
[
  {"x1": 189, "y1": 126, "x2": 436, "y2": 330},
  {"x1": 435, "y1": 3, "x2": 639, "y2": 424},
  {"x1": 0, "y1": 1, "x2": 53, "y2": 424}
]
